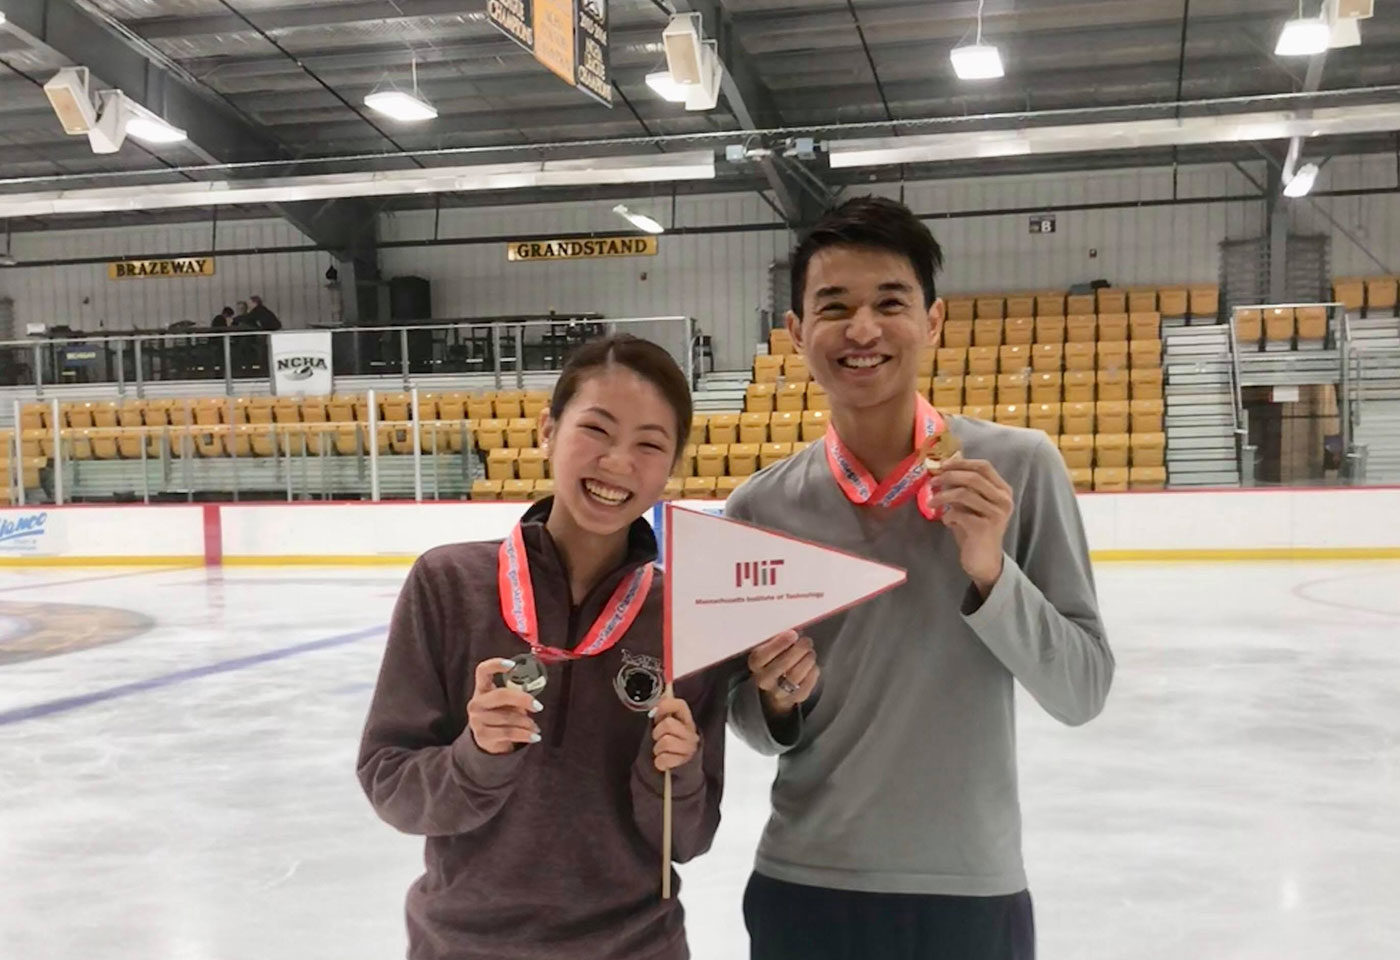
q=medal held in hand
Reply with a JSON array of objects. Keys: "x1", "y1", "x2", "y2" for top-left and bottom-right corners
[{"x1": 494, "y1": 652, "x2": 549, "y2": 694}]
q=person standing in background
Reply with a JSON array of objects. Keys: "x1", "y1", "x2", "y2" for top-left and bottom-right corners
[{"x1": 246, "y1": 295, "x2": 281, "y2": 330}]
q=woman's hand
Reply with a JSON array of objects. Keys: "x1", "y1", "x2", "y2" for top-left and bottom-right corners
[
  {"x1": 467, "y1": 658, "x2": 543, "y2": 755},
  {"x1": 649, "y1": 696, "x2": 700, "y2": 772}
]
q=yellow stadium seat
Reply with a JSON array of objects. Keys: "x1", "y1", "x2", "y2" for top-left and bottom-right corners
[
  {"x1": 746, "y1": 383, "x2": 776, "y2": 414},
  {"x1": 936, "y1": 347, "x2": 968, "y2": 376},
  {"x1": 1030, "y1": 372, "x2": 1063, "y2": 404},
  {"x1": 1097, "y1": 289, "x2": 1127, "y2": 314},
  {"x1": 1131, "y1": 368, "x2": 1164, "y2": 401},
  {"x1": 1059, "y1": 434, "x2": 1094, "y2": 469},
  {"x1": 85, "y1": 427, "x2": 118, "y2": 460},
  {"x1": 1158, "y1": 289, "x2": 1188, "y2": 318},
  {"x1": 1367, "y1": 277, "x2": 1398, "y2": 313},
  {"x1": 739, "y1": 412, "x2": 770, "y2": 444},
  {"x1": 19, "y1": 403, "x2": 46, "y2": 430},
  {"x1": 1130, "y1": 339, "x2": 1161, "y2": 369},
  {"x1": 995, "y1": 404, "x2": 1028, "y2": 428},
  {"x1": 997, "y1": 372, "x2": 1029, "y2": 405},
  {"x1": 279, "y1": 423, "x2": 312, "y2": 456},
  {"x1": 696, "y1": 444, "x2": 726, "y2": 477},
  {"x1": 770, "y1": 412, "x2": 801, "y2": 444},
  {"x1": 975, "y1": 297, "x2": 1006, "y2": 321},
  {"x1": 942, "y1": 319, "x2": 973, "y2": 349},
  {"x1": 378, "y1": 392, "x2": 408, "y2": 422},
  {"x1": 1297, "y1": 307, "x2": 1327, "y2": 346},
  {"x1": 709, "y1": 414, "x2": 740, "y2": 445},
  {"x1": 1097, "y1": 341, "x2": 1128, "y2": 372},
  {"x1": 677, "y1": 444, "x2": 697, "y2": 478},
  {"x1": 754, "y1": 355, "x2": 784, "y2": 384},
  {"x1": 191, "y1": 427, "x2": 226, "y2": 458},
  {"x1": 89, "y1": 401, "x2": 119, "y2": 428},
  {"x1": 917, "y1": 376, "x2": 933, "y2": 398},
  {"x1": 267, "y1": 399, "x2": 296, "y2": 425},
  {"x1": 1095, "y1": 433, "x2": 1130, "y2": 468},
  {"x1": 118, "y1": 400, "x2": 145, "y2": 427},
  {"x1": 493, "y1": 392, "x2": 524, "y2": 420},
  {"x1": 1094, "y1": 467, "x2": 1129, "y2": 492},
  {"x1": 1028, "y1": 402, "x2": 1061, "y2": 435},
  {"x1": 471, "y1": 479, "x2": 504, "y2": 500},
  {"x1": 1032, "y1": 343, "x2": 1062, "y2": 373},
  {"x1": 325, "y1": 394, "x2": 356, "y2": 422},
  {"x1": 1069, "y1": 467, "x2": 1094, "y2": 492},
  {"x1": 973, "y1": 318, "x2": 1004, "y2": 346},
  {"x1": 522, "y1": 392, "x2": 550, "y2": 420},
  {"x1": 193, "y1": 398, "x2": 225, "y2": 427},
  {"x1": 776, "y1": 382, "x2": 807, "y2": 413},
  {"x1": 1062, "y1": 402, "x2": 1095, "y2": 435},
  {"x1": 964, "y1": 375, "x2": 996, "y2": 407},
  {"x1": 303, "y1": 423, "x2": 336, "y2": 456},
  {"x1": 1066, "y1": 315, "x2": 1097, "y2": 343},
  {"x1": 506, "y1": 419, "x2": 535, "y2": 449},
  {"x1": 518, "y1": 448, "x2": 547, "y2": 480},
  {"x1": 1189, "y1": 286, "x2": 1219, "y2": 319},
  {"x1": 1035, "y1": 316, "x2": 1066, "y2": 344},
  {"x1": 661, "y1": 477, "x2": 683, "y2": 500},
  {"x1": 783, "y1": 354, "x2": 811, "y2": 382},
  {"x1": 801, "y1": 410, "x2": 829, "y2": 441},
  {"x1": 1066, "y1": 294, "x2": 1095, "y2": 316},
  {"x1": 487, "y1": 448, "x2": 519, "y2": 481},
  {"x1": 1097, "y1": 401, "x2": 1130, "y2": 434},
  {"x1": 806, "y1": 381, "x2": 830, "y2": 411},
  {"x1": 475, "y1": 419, "x2": 506, "y2": 451},
  {"x1": 933, "y1": 376, "x2": 964, "y2": 409},
  {"x1": 968, "y1": 346, "x2": 998, "y2": 375},
  {"x1": 760, "y1": 442, "x2": 793, "y2": 469},
  {"x1": 999, "y1": 344, "x2": 1030, "y2": 372},
  {"x1": 1130, "y1": 399, "x2": 1164, "y2": 433},
  {"x1": 1265, "y1": 307, "x2": 1296, "y2": 346},
  {"x1": 466, "y1": 395, "x2": 495, "y2": 420},
  {"x1": 1128, "y1": 290, "x2": 1157, "y2": 314},
  {"x1": 1004, "y1": 317, "x2": 1035, "y2": 345},
  {"x1": 116, "y1": 427, "x2": 144, "y2": 459},
  {"x1": 62, "y1": 402, "x2": 97, "y2": 429},
  {"x1": 1129, "y1": 312, "x2": 1161, "y2": 340},
  {"x1": 689, "y1": 414, "x2": 709, "y2": 446},
  {"x1": 530, "y1": 478, "x2": 556, "y2": 501},
  {"x1": 946, "y1": 298, "x2": 975, "y2": 323},
  {"x1": 1065, "y1": 342, "x2": 1096, "y2": 371},
  {"x1": 769, "y1": 328, "x2": 795, "y2": 356},
  {"x1": 1006, "y1": 296, "x2": 1035, "y2": 319},
  {"x1": 499, "y1": 479, "x2": 531, "y2": 501},
  {"x1": 1131, "y1": 432, "x2": 1167, "y2": 467},
  {"x1": 1098, "y1": 313, "x2": 1129, "y2": 342},
  {"x1": 960, "y1": 404, "x2": 993, "y2": 421},
  {"x1": 1036, "y1": 293, "x2": 1066, "y2": 317},
  {"x1": 917, "y1": 346, "x2": 937, "y2": 376},
  {"x1": 714, "y1": 475, "x2": 744, "y2": 499},
  {"x1": 332, "y1": 424, "x2": 361, "y2": 456},
  {"x1": 20, "y1": 429, "x2": 44, "y2": 458},
  {"x1": 1063, "y1": 371, "x2": 1096, "y2": 404},
  {"x1": 1332, "y1": 278, "x2": 1364, "y2": 312},
  {"x1": 170, "y1": 400, "x2": 199, "y2": 427},
  {"x1": 728, "y1": 443, "x2": 760, "y2": 476},
  {"x1": 1129, "y1": 466, "x2": 1167, "y2": 490},
  {"x1": 684, "y1": 476, "x2": 718, "y2": 499},
  {"x1": 1097, "y1": 370, "x2": 1130, "y2": 402},
  {"x1": 1235, "y1": 309, "x2": 1262, "y2": 348}
]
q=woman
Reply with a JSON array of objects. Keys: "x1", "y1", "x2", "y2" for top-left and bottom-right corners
[{"x1": 358, "y1": 334, "x2": 725, "y2": 960}]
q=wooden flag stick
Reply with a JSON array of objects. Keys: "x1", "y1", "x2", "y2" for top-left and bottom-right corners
[{"x1": 661, "y1": 681, "x2": 675, "y2": 900}]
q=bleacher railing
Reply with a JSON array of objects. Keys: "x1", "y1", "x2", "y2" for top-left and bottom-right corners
[{"x1": 1, "y1": 315, "x2": 699, "y2": 394}]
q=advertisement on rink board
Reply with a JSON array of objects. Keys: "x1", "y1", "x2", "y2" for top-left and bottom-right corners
[
  {"x1": 487, "y1": 0, "x2": 610, "y2": 106},
  {"x1": 270, "y1": 331, "x2": 333, "y2": 397},
  {"x1": 0, "y1": 511, "x2": 59, "y2": 556}
]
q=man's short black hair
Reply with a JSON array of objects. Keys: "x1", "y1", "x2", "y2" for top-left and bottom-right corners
[{"x1": 790, "y1": 196, "x2": 944, "y2": 315}]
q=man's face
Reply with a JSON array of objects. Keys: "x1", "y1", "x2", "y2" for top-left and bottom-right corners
[{"x1": 788, "y1": 245, "x2": 943, "y2": 415}]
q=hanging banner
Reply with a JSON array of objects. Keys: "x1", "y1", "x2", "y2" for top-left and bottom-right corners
[
  {"x1": 663, "y1": 506, "x2": 907, "y2": 681},
  {"x1": 270, "y1": 330, "x2": 333, "y2": 397},
  {"x1": 108, "y1": 258, "x2": 215, "y2": 280},
  {"x1": 488, "y1": 0, "x2": 611, "y2": 107},
  {"x1": 507, "y1": 235, "x2": 657, "y2": 262}
]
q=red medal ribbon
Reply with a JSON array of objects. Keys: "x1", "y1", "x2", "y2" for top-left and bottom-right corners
[
  {"x1": 824, "y1": 393, "x2": 949, "y2": 521},
  {"x1": 497, "y1": 523, "x2": 654, "y2": 663}
]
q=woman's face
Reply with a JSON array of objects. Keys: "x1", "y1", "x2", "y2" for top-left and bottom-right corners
[{"x1": 540, "y1": 366, "x2": 679, "y2": 537}]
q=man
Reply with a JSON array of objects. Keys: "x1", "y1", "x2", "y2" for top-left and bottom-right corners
[
  {"x1": 211, "y1": 306, "x2": 234, "y2": 330},
  {"x1": 727, "y1": 196, "x2": 1114, "y2": 960},
  {"x1": 246, "y1": 295, "x2": 281, "y2": 331}
]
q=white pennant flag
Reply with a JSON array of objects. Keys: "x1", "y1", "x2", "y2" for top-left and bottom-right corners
[{"x1": 664, "y1": 505, "x2": 907, "y2": 681}]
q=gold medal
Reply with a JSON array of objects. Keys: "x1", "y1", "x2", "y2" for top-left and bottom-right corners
[{"x1": 922, "y1": 431, "x2": 963, "y2": 472}]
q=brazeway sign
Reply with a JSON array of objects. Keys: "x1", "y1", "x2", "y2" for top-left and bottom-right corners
[{"x1": 108, "y1": 258, "x2": 215, "y2": 279}]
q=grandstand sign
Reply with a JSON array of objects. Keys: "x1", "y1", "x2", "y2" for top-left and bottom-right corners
[
  {"x1": 507, "y1": 235, "x2": 658, "y2": 262},
  {"x1": 108, "y1": 258, "x2": 215, "y2": 280},
  {"x1": 487, "y1": 0, "x2": 611, "y2": 107},
  {"x1": 270, "y1": 331, "x2": 333, "y2": 397}
]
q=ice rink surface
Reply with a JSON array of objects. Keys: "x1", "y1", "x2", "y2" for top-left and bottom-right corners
[{"x1": 1, "y1": 560, "x2": 1397, "y2": 960}]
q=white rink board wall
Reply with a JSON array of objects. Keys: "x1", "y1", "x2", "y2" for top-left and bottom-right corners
[{"x1": 1, "y1": 490, "x2": 1398, "y2": 564}]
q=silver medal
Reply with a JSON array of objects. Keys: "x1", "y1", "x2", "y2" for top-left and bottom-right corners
[{"x1": 495, "y1": 653, "x2": 548, "y2": 695}]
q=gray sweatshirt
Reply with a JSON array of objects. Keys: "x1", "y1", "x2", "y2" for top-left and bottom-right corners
[{"x1": 725, "y1": 415, "x2": 1114, "y2": 897}]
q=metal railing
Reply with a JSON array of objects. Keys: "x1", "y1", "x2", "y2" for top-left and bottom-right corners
[
  {"x1": 1225, "y1": 309, "x2": 1253, "y2": 485},
  {"x1": 1, "y1": 315, "x2": 698, "y2": 396}
]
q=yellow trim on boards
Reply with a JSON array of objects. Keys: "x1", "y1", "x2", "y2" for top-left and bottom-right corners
[
  {"x1": 221, "y1": 555, "x2": 417, "y2": 567},
  {"x1": 1090, "y1": 547, "x2": 1400, "y2": 562},
  {"x1": 0, "y1": 556, "x2": 203, "y2": 567}
]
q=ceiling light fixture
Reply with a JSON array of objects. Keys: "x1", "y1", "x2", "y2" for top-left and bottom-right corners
[
  {"x1": 646, "y1": 70, "x2": 690, "y2": 103},
  {"x1": 662, "y1": 13, "x2": 705, "y2": 84},
  {"x1": 613, "y1": 204, "x2": 666, "y2": 234},
  {"x1": 123, "y1": 100, "x2": 187, "y2": 145},
  {"x1": 1283, "y1": 162, "x2": 1320, "y2": 197},
  {"x1": 1276, "y1": 2, "x2": 1332, "y2": 55},
  {"x1": 951, "y1": 0, "x2": 1004, "y2": 80},
  {"x1": 364, "y1": 58, "x2": 438, "y2": 122}
]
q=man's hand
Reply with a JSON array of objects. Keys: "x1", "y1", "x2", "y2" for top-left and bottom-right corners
[
  {"x1": 748, "y1": 630, "x2": 820, "y2": 719},
  {"x1": 929, "y1": 458, "x2": 1014, "y2": 597}
]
